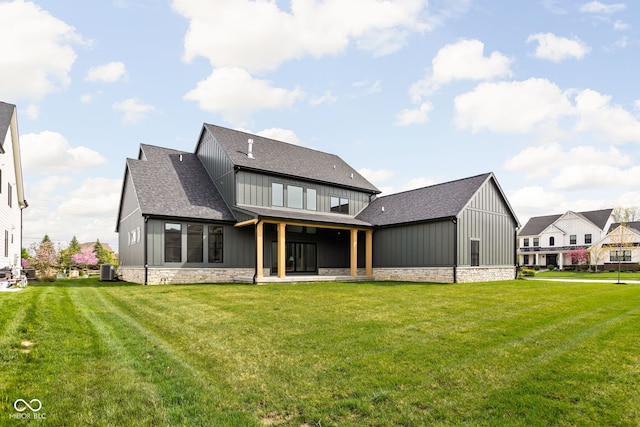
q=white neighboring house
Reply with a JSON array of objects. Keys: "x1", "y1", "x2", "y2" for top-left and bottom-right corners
[
  {"x1": 589, "y1": 222, "x2": 640, "y2": 270},
  {"x1": 517, "y1": 209, "x2": 615, "y2": 269},
  {"x1": 0, "y1": 102, "x2": 28, "y2": 275}
]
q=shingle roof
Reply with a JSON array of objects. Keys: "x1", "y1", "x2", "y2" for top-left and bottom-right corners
[
  {"x1": 608, "y1": 221, "x2": 640, "y2": 234},
  {"x1": 202, "y1": 124, "x2": 380, "y2": 193},
  {"x1": 0, "y1": 101, "x2": 16, "y2": 152},
  {"x1": 356, "y1": 173, "x2": 493, "y2": 226},
  {"x1": 125, "y1": 144, "x2": 235, "y2": 222},
  {"x1": 519, "y1": 208, "x2": 613, "y2": 236}
]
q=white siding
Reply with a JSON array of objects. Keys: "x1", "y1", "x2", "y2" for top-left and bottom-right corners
[{"x1": 0, "y1": 121, "x2": 24, "y2": 270}]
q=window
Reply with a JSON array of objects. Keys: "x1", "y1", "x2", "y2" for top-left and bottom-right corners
[
  {"x1": 570, "y1": 235, "x2": 576, "y2": 245},
  {"x1": 287, "y1": 185, "x2": 303, "y2": 209},
  {"x1": 610, "y1": 250, "x2": 631, "y2": 262},
  {"x1": 272, "y1": 183, "x2": 283, "y2": 207},
  {"x1": 471, "y1": 240, "x2": 480, "y2": 266},
  {"x1": 549, "y1": 237, "x2": 555, "y2": 246},
  {"x1": 4, "y1": 230, "x2": 7, "y2": 257},
  {"x1": 533, "y1": 238, "x2": 539, "y2": 247},
  {"x1": 523, "y1": 255, "x2": 529, "y2": 265},
  {"x1": 330, "y1": 196, "x2": 349, "y2": 214},
  {"x1": 187, "y1": 225, "x2": 203, "y2": 263},
  {"x1": 208, "y1": 226, "x2": 223, "y2": 263},
  {"x1": 7, "y1": 183, "x2": 11, "y2": 207},
  {"x1": 523, "y1": 238, "x2": 529, "y2": 247},
  {"x1": 306, "y1": 189, "x2": 317, "y2": 211},
  {"x1": 164, "y1": 223, "x2": 182, "y2": 262},
  {"x1": 585, "y1": 234, "x2": 592, "y2": 244}
]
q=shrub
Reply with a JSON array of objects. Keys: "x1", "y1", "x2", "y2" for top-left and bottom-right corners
[
  {"x1": 547, "y1": 264, "x2": 555, "y2": 271},
  {"x1": 533, "y1": 265, "x2": 541, "y2": 271},
  {"x1": 521, "y1": 269, "x2": 536, "y2": 277}
]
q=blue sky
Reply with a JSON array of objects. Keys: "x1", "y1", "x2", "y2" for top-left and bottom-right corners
[{"x1": 1, "y1": 0, "x2": 639, "y2": 250}]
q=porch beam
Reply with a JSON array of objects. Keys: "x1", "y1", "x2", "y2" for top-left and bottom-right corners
[
  {"x1": 261, "y1": 218, "x2": 369, "y2": 233},
  {"x1": 277, "y1": 223, "x2": 286, "y2": 278},
  {"x1": 350, "y1": 229, "x2": 358, "y2": 277},
  {"x1": 365, "y1": 229, "x2": 373, "y2": 276},
  {"x1": 235, "y1": 218, "x2": 259, "y2": 228},
  {"x1": 256, "y1": 221, "x2": 264, "y2": 279}
]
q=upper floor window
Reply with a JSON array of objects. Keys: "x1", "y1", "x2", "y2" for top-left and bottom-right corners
[
  {"x1": 307, "y1": 188, "x2": 317, "y2": 211},
  {"x1": 164, "y1": 223, "x2": 182, "y2": 263},
  {"x1": 7, "y1": 183, "x2": 11, "y2": 207},
  {"x1": 570, "y1": 235, "x2": 576, "y2": 245},
  {"x1": 330, "y1": 196, "x2": 349, "y2": 214},
  {"x1": 272, "y1": 183, "x2": 284, "y2": 207},
  {"x1": 549, "y1": 236, "x2": 555, "y2": 246},
  {"x1": 287, "y1": 185, "x2": 303, "y2": 209},
  {"x1": 533, "y1": 238, "x2": 539, "y2": 247},
  {"x1": 523, "y1": 238, "x2": 529, "y2": 247},
  {"x1": 585, "y1": 234, "x2": 592, "y2": 244}
]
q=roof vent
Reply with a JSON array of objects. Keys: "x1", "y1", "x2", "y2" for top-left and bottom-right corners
[
  {"x1": 350, "y1": 173, "x2": 354, "y2": 179},
  {"x1": 247, "y1": 138, "x2": 254, "y2": 159},
  {"x1": 179, "y1": 154, "x2": 183, "y2": 162},
  {"x1": 381, "y1": 206, "x2": 385, "y2": 212}
]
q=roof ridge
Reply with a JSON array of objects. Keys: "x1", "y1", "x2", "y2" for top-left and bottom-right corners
[{"x1": 379, "y1": 172, "x2": 491, "y2": 199}]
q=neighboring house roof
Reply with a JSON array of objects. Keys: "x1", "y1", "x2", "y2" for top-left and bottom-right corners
[
  {"x1": 80, "y1": 242, "x2": 114, "y2": 253},
  {"x1": 200, "y1": 124, "x2": 380, "y2": 194},
  {"x1": 519, "y1": 208, "x2": 613, "y2": 236},
  {"x1": 0, "y1": 101, "x2": 14, "y2": 153},
  {"x1": 357, "y1": 173, "x2": 511, "y2": 227},
  {"x1": 117, "y1": 144, "x2": 235, "y2": 227},
  {"x1": 608, "y1": 221, "x2": 640, "y2": 234}
]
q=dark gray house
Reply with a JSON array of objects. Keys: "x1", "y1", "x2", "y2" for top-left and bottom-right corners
[{"x1": 116, "y1": 124, "x2": 519, "y2": 284}]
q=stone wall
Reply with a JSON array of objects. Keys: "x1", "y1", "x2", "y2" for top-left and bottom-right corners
[
  {"x1": 118, "y1": 267, "x2": 255, "y2": 285},
  {"x1": 456, "y1": 266, "x2": 516, "y2": 283},
  {"x1": 373, "y1": 267, "x2": 455, "y2": 283}
]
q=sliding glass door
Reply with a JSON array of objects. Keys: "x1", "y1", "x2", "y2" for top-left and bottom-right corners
[{"x1": 271, "y1": 242, "x2": 317, "y2": 275}]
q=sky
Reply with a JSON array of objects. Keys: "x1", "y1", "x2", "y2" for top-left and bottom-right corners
[{"x1": 1, "y1": 0, "x2": 639, "y2": 251}]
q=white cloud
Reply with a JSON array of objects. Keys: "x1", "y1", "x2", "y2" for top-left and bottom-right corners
[
  {"x1": 22, "y1": 104, "x2": 40, "y2": 120},
  {"x1": 310, "y1": 91, "x2": 337, "y2": 106},
  {"x1": 352, "y1": 79, "x2": 382, "y2": 96},
  {"x1": 579, "y1": 1, "x2": 625, "y2": 14},
  {"x1": 613, "y1": 20, "x2": 630, "y2": 31},
  {"x1": 256, "y1": 128, "x2": 300, "y2": 145},
  {"x1": 20, "y1": 131, "x2": 107, "y2": 174},
  {"x1": 391, "y1": 176, "x2": 438, "y2": 194},
  {"x1": 112, "y1": 98, "x2": 155, "y2": 124},
  {"x1": 86, "y1": 61, "x2": 127, "y2": 83},
  {"x1": 80, "y1": 94, "x2": 92, "y2": 104},
  {"x1": 454, "y1": 78, "x2": 574, "y2": 133},
  {"x1": 358, "y1": 168, "x2": 395, "y2": 184},
  {"x1": 574, "y1": 89, "x2": 640, "y2": 143},
  {"x1": 527, "y1": 33, "x2": 590, "y2": 62},
  {"x1": 551, "y1": 164, "x2": 640, "y2": 190},
  {"x1": 504, "y1": 143, "x2": 630, "y2": 180},
  {"x1": 173, "y1": 0, "x2": 433, "y2": 73},
  {"x1": 183, "y1": 67, "x2": 304, "y2": 125},
  {"x1": 506, "y1": 186, "x2": 567, "y2": 223},
  {"x1": 395, "y1": 102, "x2": 433, "y2": 126},
  {"x1": 0, "y1": 0, "x2": 87, "y2": 101},
  {"x1": 410, "y1": 39, "x2": 512, "y2": 98}
]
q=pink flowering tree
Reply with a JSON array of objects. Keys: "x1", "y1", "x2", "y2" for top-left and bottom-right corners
[
  {"x1": 569, "y1": 248, "x2": 589, "y2": 266},
  {"x1": 72, "y1": 248, "x2": 99, "y2": 276}
]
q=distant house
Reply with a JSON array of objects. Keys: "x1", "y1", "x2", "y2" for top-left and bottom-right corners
[
  {"x1": 116, "y1": 124, "x2": 519, "y2": 284},
  {"x1": 588, "y1": 222, "x2": 640, "y2": 270},
  {"x1": 517, "y1": 209, "x2": 615, "y2": 269},
  {"x1": 0, "y1": 102, "x2": 28, "y2": 273}
]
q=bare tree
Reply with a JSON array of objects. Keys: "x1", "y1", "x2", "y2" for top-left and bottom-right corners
[
  {"x1": 607, "y1": 223, "x2": 637, "y2": 284},
  {"x1": 613, "y1": 207, "x2": 639, "y2": 223}
]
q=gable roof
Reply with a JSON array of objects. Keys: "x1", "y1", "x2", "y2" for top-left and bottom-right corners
[
  {"x1": 357, "y1": 173, "x2": 507, "y2": 227},
  {"x1": 519, "y1": 208, "x2": 613, "y2": 236},
  {"x1": 200, "y1": 124, "x2": 380, "y2": 193},
  {"x1": 0, "y1": 101, "x2": 16, "y2": 153},
  {"x1": 608, "y1": 221, "x2": 640, "y2": 234},
  {"x1": 117, "y1": 144, "x2": 235, "y2": 227}
]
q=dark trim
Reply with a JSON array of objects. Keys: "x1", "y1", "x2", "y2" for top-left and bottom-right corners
[
  {"x1": 143, "y1": 215, "x2": 149, "y2": 286},
  {"x1": 452, "y1": 216, "x2": 458, "y2": 284}
]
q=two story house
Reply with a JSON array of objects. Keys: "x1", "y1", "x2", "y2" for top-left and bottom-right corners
[
  {"x1": 517, "y1": 209, "x2": 615, "y2": 269},
  {"x1": 588, "y1": 222, "x2": 640, "y2": 270},
  {"x1": 0, "y1": 102, "x2": 28, "y2": 275},
  {"x1": 116, "y1": 124, "x2": 520, "y2": 284}
]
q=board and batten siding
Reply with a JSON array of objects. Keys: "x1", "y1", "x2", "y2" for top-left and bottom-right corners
[
  {"x1": 117, "y1": 172, "x2": 145, "y2": 267},
  {"x1": 457, "y1": 179, "x2": 517, "y2": 266},
  {"x1": 236, "y1": 169, "x2": 372, "y2": 215},
  {"x1": 372, "y1": 221, "x2": 456, "y2": 267},
  {"x1": 196, "y1": 130, "x2": 236, "y2": 206},
  {"x1": 0, "y1": 120, "x2": 23, "y2": 268},
  {"x1": 145, "y1": 218, "x2": 254, "y2": 268}
]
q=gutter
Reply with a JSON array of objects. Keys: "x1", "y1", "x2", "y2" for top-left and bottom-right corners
[{"x1": 452, "y1": 216, "x2": 458, "y2": 284}]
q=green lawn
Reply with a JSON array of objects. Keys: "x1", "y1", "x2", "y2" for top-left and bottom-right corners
[
  {"x1": 534, "y1": 270, "x2": 640, "y2": 280},
  {"x1": 1, "y1": 279, "x2": 639, "y2": 426}
]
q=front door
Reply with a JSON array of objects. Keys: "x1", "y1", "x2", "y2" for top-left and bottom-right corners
[
  {"x1": 271, "y1": 242, "x2": 318, "y2": 275},
  {"x1": 547, "y1": 254, "x2": 557, "y2": 268}
]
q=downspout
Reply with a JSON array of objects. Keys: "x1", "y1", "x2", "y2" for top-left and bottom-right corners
[
  {"x1": 452, "y1": 216, "x2": 458, "y2": 284},
  {"x1": 253, "y1": 221, "x2": 258, "y2": 284},
  {"x1": 144, "y1": 216, "x2": 149, "y2": 285},
  {"x1": 514, "y1": 226, "x2": 519, "y2": 279}
]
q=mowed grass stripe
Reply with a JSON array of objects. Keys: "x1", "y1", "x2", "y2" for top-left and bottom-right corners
[{"x1": 73, "y1": 286, "x2": 258, "y2": 426}]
